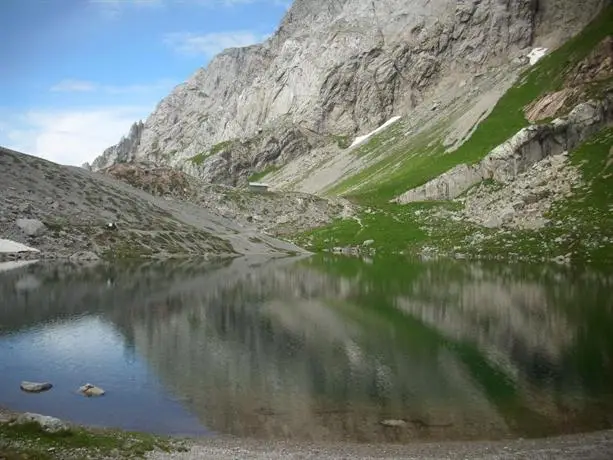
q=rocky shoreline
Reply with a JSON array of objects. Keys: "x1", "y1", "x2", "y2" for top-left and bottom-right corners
[{"x1": 2, "y1": 407, "x2": 613, "y2": 459}]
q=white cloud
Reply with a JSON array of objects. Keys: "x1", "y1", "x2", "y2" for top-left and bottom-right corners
[
  {"x1": 51, "y1": 79, "x2": 98, "y2": 93},
  {"x1": 50, "y1": 78, "x2": 176, "y2": 94},
  {"x1": 164, "y1": 30, "x2": 268, "y2": 57},
  {"x1": 89, "y1": 0, "x2": 164, "y2": 18},
  {"x1": 3, "y1": 106, "x2": 151, "y2": 166},
  {"x1": 89, "y1": 0, "x2": 288, "y2": 18}
]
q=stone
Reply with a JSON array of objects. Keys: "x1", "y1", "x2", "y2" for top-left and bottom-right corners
[
  {"x1": 501, "y1": 207, "x2": 516, "y2": 224},
  {"x1": 14, "y1": 413, "x2": 69, "y2": 433},
  {"x1": 69, "y1": 251, "x2": 100, "y2": 262},
  {"x1": 20, "y1": 381, "x2": 53, "y2": 393},
  {"x1": 552, "y1": 254, "x2": 571, "y2": 265},
  {"x1": 380, "y1": 419, "x2": 407, "y2": 427},
  {"x1": 16, "y1": 218, "x2": 46, "y2": 237},
  {"x1": 79, "y1": 383, "x2": 105, "y2": 397},
  {"x1": 362, "y1": 239, "x2": 375, "y2": 247},
  {"x1": 483, "y1": 216, "x2": 502, "y2": 228}
]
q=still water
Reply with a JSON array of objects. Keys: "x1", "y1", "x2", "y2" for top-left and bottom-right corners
[{"x1": 1, "y1": 255, "x2": 612, "y2": 443}]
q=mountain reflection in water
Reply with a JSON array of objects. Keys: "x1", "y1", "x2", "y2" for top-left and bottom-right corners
[{"x1": 0, "y1": 255, "x2": 612, "y2": 442}]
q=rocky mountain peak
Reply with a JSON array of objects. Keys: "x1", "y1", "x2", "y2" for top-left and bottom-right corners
[
  {"x1": 92, "y1": 0, "x2": 607, "y2": 185},
  {"x1": 92, "y1": 120, "x2": 144, "y2": 170}
]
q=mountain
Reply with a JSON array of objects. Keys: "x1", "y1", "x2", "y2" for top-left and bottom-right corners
[
  {"x1": 91, "y1": 0, "x2": 607, "y2": 186},
  {"x1": 0, "y1": 146, "x2": 304, "y2": 260}
]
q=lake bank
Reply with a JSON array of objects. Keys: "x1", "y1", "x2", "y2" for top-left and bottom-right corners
[{"x1": 2, "y1": 406, "x2": 613, "y2": 459}]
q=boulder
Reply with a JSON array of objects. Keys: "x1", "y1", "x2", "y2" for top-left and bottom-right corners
[
  {"x1": 79, "y1": 383, "x2": 105, "y2": 397},
  {"x1": 14, "y1": 413, "x2": 69, "y2": 433},
  {"x1": 20, "y1": 381, "x2": 53, "y2": 393},
  {"x1": 16, "y1": 218, "x2": 46, "y2": 237}
]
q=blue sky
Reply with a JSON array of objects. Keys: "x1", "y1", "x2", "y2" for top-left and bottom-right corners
[{"x1": 0, "y1": 0, "x2": 289, "y2": 165}]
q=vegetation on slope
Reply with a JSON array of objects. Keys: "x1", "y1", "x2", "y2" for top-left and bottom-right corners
[
  {"x1": 292, "y1": 6, "x2": 613, "y2": 265},
  {"x1": 189, "y1": 140, "x2": 235, "y2": 165},
  {"x1": 248, "y1": 165, "x2": 281, "y2": 183},
  {"x1": 327, "y1": 5, "x2": 613, "y2": 204},
  {"x1": 0, "y1": 419, "x2": 184, "y2": 459}
]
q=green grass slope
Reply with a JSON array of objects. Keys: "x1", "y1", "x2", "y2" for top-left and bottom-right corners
[
  {"x1": 292, "y1": 6, "x2": 613, "y2": 265},
  {"x1": 326, "y1": 5, "x2": 613, "y2": 205}
]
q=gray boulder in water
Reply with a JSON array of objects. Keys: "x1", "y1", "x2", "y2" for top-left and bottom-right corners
[{"x1": 20, "y1": 381, "x2": 53, "y2": 393}]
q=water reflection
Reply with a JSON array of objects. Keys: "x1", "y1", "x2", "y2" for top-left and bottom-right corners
[{"x1": 0, "y1": 255, "x2": 612, "y2": 442}]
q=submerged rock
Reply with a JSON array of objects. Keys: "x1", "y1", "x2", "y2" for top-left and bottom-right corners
[
  {"x1": 14, "y1": 413, "x2": 69, "y2": 433},
  {"x1": 79, "y1": 383, "x2": 105, "y2": 397},
  {"x1": 20, "y1": 381, "x2": 53, "y2": 393}
]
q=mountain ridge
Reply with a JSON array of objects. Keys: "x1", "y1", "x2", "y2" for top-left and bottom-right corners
[{"x1": 91, "y1": 0, "x2": 607, "y2": 185}]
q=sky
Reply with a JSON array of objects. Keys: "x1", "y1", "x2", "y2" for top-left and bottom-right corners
[{"x1": 0, "y1": 0, "x2": 290, "y2": 166}]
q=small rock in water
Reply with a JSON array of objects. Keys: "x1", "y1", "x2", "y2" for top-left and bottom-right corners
[
  {"x1": 380, "y1": 419, "x2": 407, "y2": 427},
  {"x1": 14, "y1": 413, "x2": 69, "y2": 433},
  {"x1": 79, "y1": 383, "x2": 105, "y2": 397},
  {"x1": 20, "y1": 381, "x2": 53, "y2": 393}
]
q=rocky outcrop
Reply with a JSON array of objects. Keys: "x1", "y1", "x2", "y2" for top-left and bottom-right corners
[
  {"x1": 525, "y1": 88, "x2": 580, "y2": 122},
  {"x1": 104, "y1": 162, "x2": 191, "y2": 198},
  {"x1": 92, "y1": 121, "x2": 144, "y2": 171},
  {"x1": 393, "y1": 97, "x2": 613, "y2": 204},
  {"x1": 459, "y1": 152, "x2": 580, "y2": 229},
  {"x1": 14, "y1": 413, "x2": 69, "y2": 433},
  {"x1": 93, "y1": 0, "x2": 606, "y2": 185},
  {"x1": 99, "y1": 162, "x2": 356, "y2": 237},
  {"x1": 181, "y1": 126, "x2": 316, "y2": 186},
  {"x1": 525, "y1": 36, "x2": 613, "y2": 122}
]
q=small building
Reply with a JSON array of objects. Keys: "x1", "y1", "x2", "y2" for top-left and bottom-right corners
[{"x1": 248, "y1": 182, "x2": 270, "y2": 193}]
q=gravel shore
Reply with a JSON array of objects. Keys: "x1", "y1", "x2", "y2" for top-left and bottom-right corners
[
  {"x1": 3, "y1": 402, "x2": 613, "y2": 458},
  {"x1": 146, "y1": 430, "x2": 613, "y2": 459}
]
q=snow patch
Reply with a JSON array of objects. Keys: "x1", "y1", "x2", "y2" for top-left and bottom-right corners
[
  {"x1": 0, "y1": 239, "x2": 40, "y2": 254},
  {"x1": 527, "y1": 47, "x2": 548, "y2": 66},
  {"x1": 350, "y1": 116, "x2": 401, "y2": 148}
]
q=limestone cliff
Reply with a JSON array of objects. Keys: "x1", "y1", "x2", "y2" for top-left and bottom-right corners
[
  {"x1": 93, "y1": 0, "x2": 607, "y2": 185},
  {"x1": 91, "y1": 121, "x2": 144, "y2": 171}
]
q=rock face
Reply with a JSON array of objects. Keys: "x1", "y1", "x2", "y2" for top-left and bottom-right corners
[
  {"x1": 92, "y1": 0, "x2": 606, "y2": 185},
  {"x1": 92, "y1": 121, "x2": 144, "y2": 171},
  {"x1": 525, "y1": 36, "x2": 613, "y2": 122},
  {"x1": 99, "y1": 162, "x2": 356, "y2": 236},
  {"x1": 459, "y1": 152, "x2": 581, "y2": 229},
  {"x1": 393, "y1": 97, "x2": 613, "y2": 204}
]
